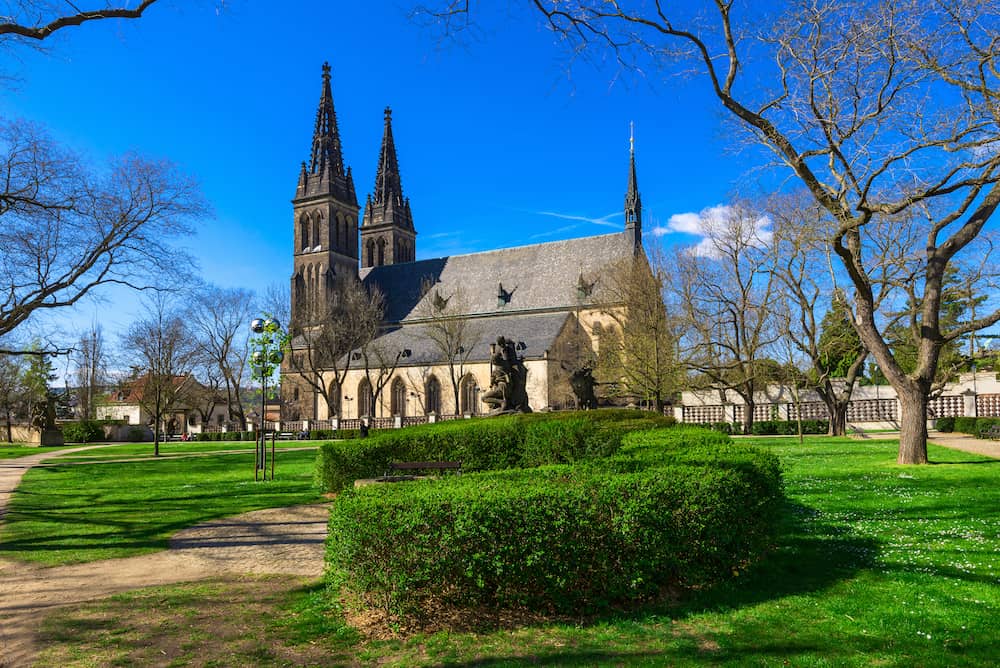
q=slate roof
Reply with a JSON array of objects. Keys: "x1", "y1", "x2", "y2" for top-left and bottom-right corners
[
  {"x1": 364, "y1": 311, "x2": 573, "y2": 365},
  {"x1": 360, "y1": 231, "x2": 634, "y2": 324}
]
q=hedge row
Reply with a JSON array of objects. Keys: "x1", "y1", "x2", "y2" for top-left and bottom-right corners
[
  {"x1": 315, "y1": 410, "x2": 674, "y2": 491},
  {"x1": 195, "y1": 431, "x2": 256, "y2": 441},
  {"x1": 938, "y1": 416, "x2": 1000, "y2": 435},
  {"x1": 697, "y1": 419, "x2": 829, "y2": 435},
  {"x1": 327, "y1": 425, "x2": 782, "y2": 616}
]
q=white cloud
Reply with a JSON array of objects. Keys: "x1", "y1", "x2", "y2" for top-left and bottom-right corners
[{"x1": 662, "y1": 204, "x2": 773, "y2": 258}]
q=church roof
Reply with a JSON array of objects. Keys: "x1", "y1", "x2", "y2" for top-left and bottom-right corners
[
  {"x1": 364, "y1": 311, "x2": 573, "y2": 365},
  {"x1": 360, "y1": 231, "x2": 634, "y2": 324}
]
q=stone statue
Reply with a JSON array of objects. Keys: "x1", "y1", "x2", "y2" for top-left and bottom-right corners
[
  {"x1": 30, "y1": 395, "x2": 64, "y2": 446},
  {"x1": 569, "y1": 366, "x2": 598, "y2": 409},
  {"x1": 481, "y1": 336, "x2": 531, "y2": 414}
]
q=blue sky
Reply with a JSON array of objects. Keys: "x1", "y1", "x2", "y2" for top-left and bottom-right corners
[{"x1": 2, "y1": 0, "x2": 749, "y2": 347}]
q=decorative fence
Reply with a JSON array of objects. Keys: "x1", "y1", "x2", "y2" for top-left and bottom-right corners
[{"x1": 679, "y1": 394, "x2": 1000, "y2": 425}]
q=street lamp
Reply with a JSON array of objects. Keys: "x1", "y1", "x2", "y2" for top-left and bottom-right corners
[
  {"x1": 250, "y1": 316, "x2": 285, "y2": 481},
  {"x1": 972, "y1": 361, "x2": 979, "y2": 419}
]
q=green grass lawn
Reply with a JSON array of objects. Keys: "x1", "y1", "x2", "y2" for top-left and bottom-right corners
[
  {"x1": 0, "y1": 444, "x2": 44, "y2": 458},
  {"x1": 49, "y1": 439, "x2": 322, "y2": 461},
  {"x1": 0, "y1": 449, "x2": 324, "y2": 565},
  {"x1": 309, "y1": 435, "x2": 999, "y2": 666},
  {"x1": 11, "y1": 434, "x2": 1000, "y2": 666}
]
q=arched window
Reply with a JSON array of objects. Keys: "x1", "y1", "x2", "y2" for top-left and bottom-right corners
[
  {"x1": 358, "y1": 378, "x2": 374, "y2": 417},
  {"x1": 367, "y1": 239, "x2": 375, "y2": 267},
  {"x1": 300, "y1": 215, "x2": 309, "y2": 250},
  {"x1": 312, "y1": 214, "x2": 321, "y2": 250},
  {"x1": 377, "y1": 237, "x2": 386, "y2": 266},
  {"x1": 327, "y1": 380, "x2": 341, "y2": 418},
  {"x1": 390, "y1": 378, "x2": 406, "y2": 417},
  {"x1": 460, "y1": 374, "x2": 479, "y2": 415},
  {"x1": 425, "y1": 376, "x2": 441, "y2": 415},
  {"x1": 332, "y1": 214, "x2": 340, "y2": 250}
]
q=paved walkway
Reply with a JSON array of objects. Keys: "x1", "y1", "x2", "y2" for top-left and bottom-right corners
[{"x1": 928, "y1": 431, "x2": 1000, "y2": 459}]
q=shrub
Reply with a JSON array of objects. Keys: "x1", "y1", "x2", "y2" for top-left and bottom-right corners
[
  {"x1": 935, "y1": 417, "x2": 955, "y2": 433},
  {"x1": 327, "y1": 426, "x2": 782, "y2": 617},
  {"x1": 314, "y1": 410, "x2": 663, "y2": 492},
  {"x1": 954, "y1": 416, "x2": 978, "y2": 434},
  {"x1": 975, "y1": 417, "x2": 1000, "y2": 437},
  {"x1": 61, "y1": 420, "x2": 105, "y2": 443}
]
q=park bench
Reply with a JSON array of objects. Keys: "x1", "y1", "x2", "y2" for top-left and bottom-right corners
[
  {"x1": 850, "y1": 424, "x2": 868, "y2": 439},
  {"x1": 165, "y1": 434, "x2": 184, "y2": 442},
  {"x1": 277, "y1": 431, "x2": 295, "y2": 441},
  {"x1": 378, "y1": 461, "x2": 462, "y2": 482},
  {"x1": 978, "y1": 424, "x2": 1000, "y2": 441}
]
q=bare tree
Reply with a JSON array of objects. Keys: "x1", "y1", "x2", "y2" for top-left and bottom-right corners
[
  {"x1": 0, "y1": 1, "x2": 160, "y2": 41},
  {"x1": 284, "y1": 278, "x2": 384, "y2": 419},
  {"x1": 596, "y1": 250, "x2": 680, "y2": 412},
  {"x1": 430, "y1": 0, "x2": 1000, "y2": 463},
  {"x1": 72, "y1": 323, "x2": 107, "y2": 420},
  {"x1": 667, "y1": 202, "x2": 781, "y2": 433},
  {"x1": 121, "y1": 295, "x2": 195, "y2": 456},
  {"x1": 414, "y1": 280, "x2": 480, "y2": 415},
  {"x1": 187, "y1": 285, "x2": 254, "y2": 427},
  {"x1": 0, "y1": 120, "x2": 204, "y2": 354}
]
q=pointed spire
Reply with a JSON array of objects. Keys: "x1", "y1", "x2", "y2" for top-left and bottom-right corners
[
  {"x1": 624, "y1": 122, "x2": 642, "y2": 251},
  {"x1": 295, "y1": 61, "x2": 356, "y2": 206},
  {"x1": 373, "y1": 106, "x2": 404, "y2": 210},
  {"x1": 309, "y1": 62, "x2": 345, "y2": 178}
]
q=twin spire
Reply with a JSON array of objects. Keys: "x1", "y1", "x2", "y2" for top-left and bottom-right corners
[
  {"x1": 297, "y1": 62, "x2": 356, "y2": 205},
  {"x1": 363, "y1": 105, "x2": 414, "y2": 233}
]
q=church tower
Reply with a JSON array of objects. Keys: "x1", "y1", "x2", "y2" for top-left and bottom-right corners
[
  {"x1": 290, "y1": 62, "x2": 360, "y2": 332},
  {"x1": 624, "y1": 123, "x2": 642, "y2": 253},
  {"x1": 360, "y1": 107, "x2": 416, "y2": 268}
]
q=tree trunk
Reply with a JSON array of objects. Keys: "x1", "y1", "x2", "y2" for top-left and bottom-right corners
[
  {"x1": 4, "y1": 409, "x2": 11, "y2": 443},
  {"x1": 825, "y1": 397, "x2": 848, "y2": 437},
  {"x1": 742, "y1": 398, "x2": 754, "y2": 434},
  {"x1": 897, "y1": 387, "x2": 929, "y2": 464}
]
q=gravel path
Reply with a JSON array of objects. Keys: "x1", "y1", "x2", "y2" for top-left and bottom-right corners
[{"x1": 0, "y1": 447, "x2": 330, "y2": 666}]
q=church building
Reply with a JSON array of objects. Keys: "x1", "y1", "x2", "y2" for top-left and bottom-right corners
[{"x1": 282, "y1": 63, "x2": 648, "y2": 420}]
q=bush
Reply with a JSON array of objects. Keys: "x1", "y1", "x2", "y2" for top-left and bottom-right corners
[
  {"x1": 975, "y1": 417, "x2": 1000, "y2": 437},
  {"x1": 935, "y1": 417, "x2": 955, "y2": 432},
  {"x1": 954, "y1": 417, "x2": 978, "y2": 434},
  {"x1": 314, "y1": 410, "x2": 666, "y2": 492},
  {"x1": 61, "y1": 420, "x2": 105, "y2": 443},
  {"x1": 327, "y1": 426, "x2": 782, "y2": 617},
  {"x1": 749, "y1": 419, "x2": 829, "y2": 435}
]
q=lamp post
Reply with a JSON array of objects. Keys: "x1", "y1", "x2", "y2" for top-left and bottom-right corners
[
  {"x1": 972, "y1": 361, "x2": 979, "y2": 419},
  {"x1": 250, "y1": 316, "x2": 285, "y2": 481}
]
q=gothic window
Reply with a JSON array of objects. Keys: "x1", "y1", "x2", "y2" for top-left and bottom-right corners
[
  {"x1": 312, "y1": 214, "x2": 321, "y2": 249},
  {"x1": 425, "y1": 376, "x2": 441, "y2": 415},
  {"x1": 344, "y1": 216, "x2": 352, "y2": 249},
  {"x1": 367, "y1": 239, "x2": 375, "y2": 267},
  {"x1": 390, "y1": 378, "x2": 406, "y2": 417},
  {"x1": 377, "y1": 237, "x2": 386, "y2": 266},
  {"x1": 300, "y1": 215, "x2": 309, "y2": 250},
  {"x1": 358, "y1": 378, "x2": 374, "y2": 417},
  {"x1": 327, "y1": 380, "x2": 341, "y2": 418},
  {"x1": 293, "y1": 387, "x2": 300, "y2": 402},
  {"x1": 460, "y1": 374, "x2": 479, "y2": 415}
]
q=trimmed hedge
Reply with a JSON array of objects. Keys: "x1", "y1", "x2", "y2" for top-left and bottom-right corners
[
  {"x1": 315, "y1": 410, "x2": 673, "y2": 491},
  {"x1": 750, "y1": 419, "x2": 829, "y2": 435},
  {"x1": 327, "y1": 426, "x2": 782, "y2": 616},
  {"x1": 935, "y1": 417, "x2": 955, "y2": 432}
]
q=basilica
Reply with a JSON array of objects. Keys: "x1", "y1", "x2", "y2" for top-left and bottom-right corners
[{"x1": 282, "y1": 63, "x2": 647, "y2": 420}]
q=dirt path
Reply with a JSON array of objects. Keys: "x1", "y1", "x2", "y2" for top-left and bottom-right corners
[
  {"x1": 928, "y1": 431, "x2": 1000, "y2": 460},
  {"x1": 0, "y1": 447, "x2": 331, "y2": 666}
]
